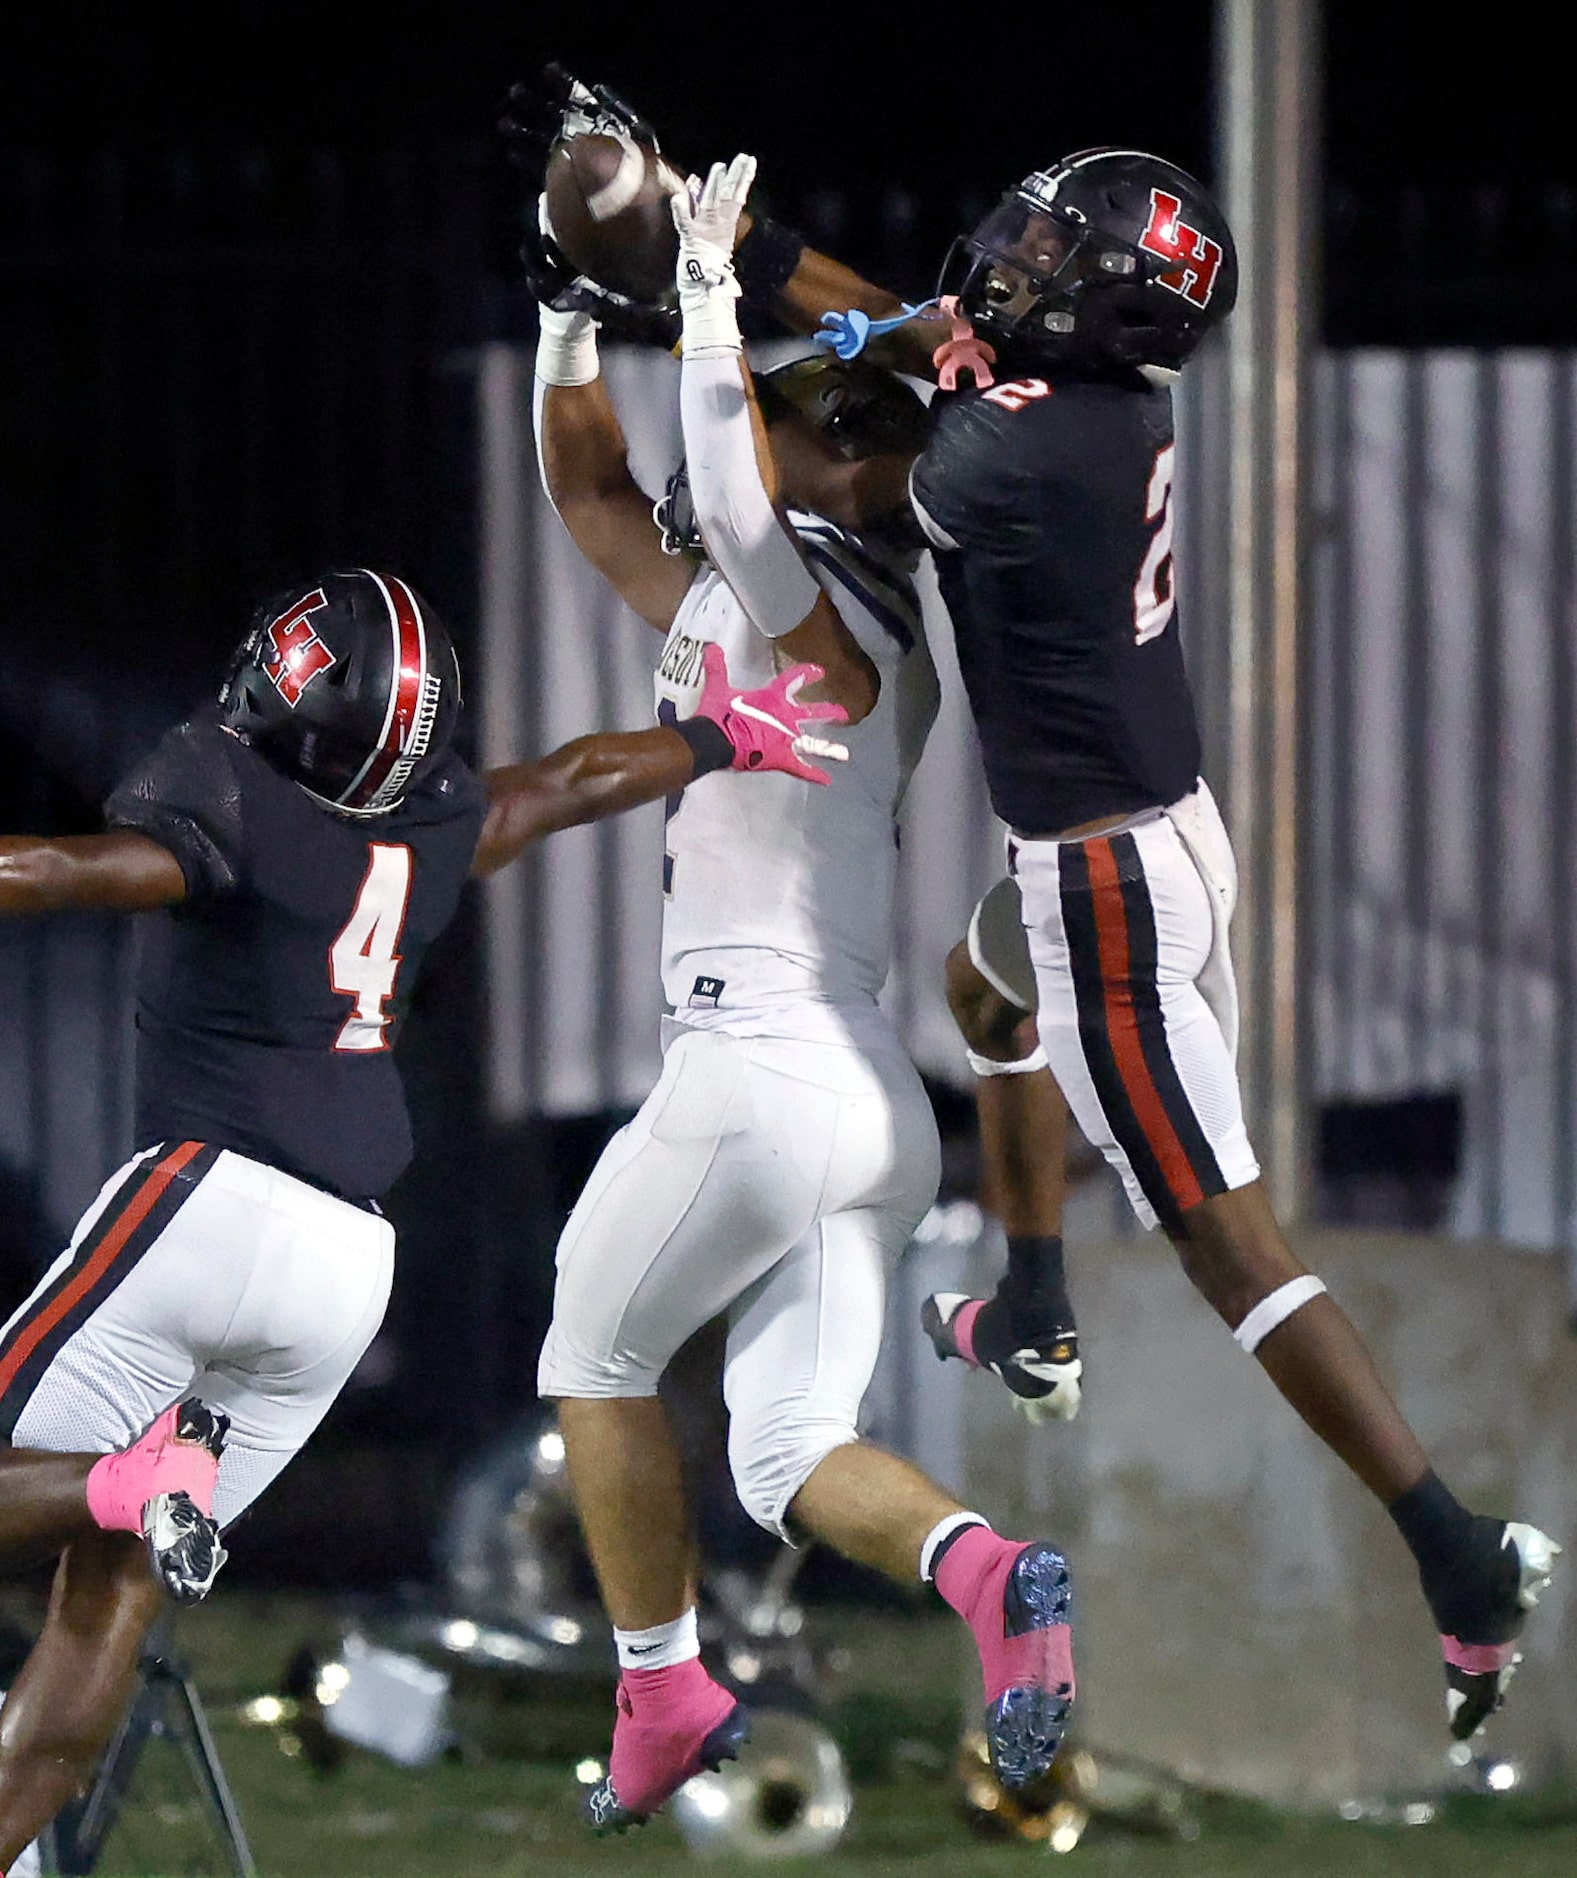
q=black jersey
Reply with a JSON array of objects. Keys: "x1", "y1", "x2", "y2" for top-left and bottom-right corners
[
  {"x1": 910, "y1": 370, "x2": 1202, "y2": 836},
  {"x1": 105, "y1": 711, "x2": 486, "y2": 1201}
]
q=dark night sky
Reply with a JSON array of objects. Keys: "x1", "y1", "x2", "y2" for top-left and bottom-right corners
[
  {"x1": 1, "y1": 3, "x2": 1562, "y2": 188},
  {"x1": 0, "y1": 3, "x2": 1564, "y2": 684}
]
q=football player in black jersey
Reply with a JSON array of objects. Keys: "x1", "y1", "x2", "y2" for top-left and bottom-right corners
[
  {"x1": 0, "y1": 567, "x2": 843, "y2": 1871},
  {"x1": 504, "y1": 62, "x2": 1560, "y2": 1750},
  {"x1": 726, "y1": 146, "x2": 1560, "y2": 1748}
]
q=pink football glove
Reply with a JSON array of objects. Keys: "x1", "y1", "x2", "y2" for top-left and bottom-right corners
[{"x1": 695, "y1": 642, "x2": 850, "y2": 784}]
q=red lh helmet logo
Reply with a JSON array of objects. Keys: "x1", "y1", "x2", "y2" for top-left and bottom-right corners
[
  {"x1": 262, "y1": 590, "x2": 336, "y2": 706},
  {"x1": 1138, "y1": 189, "x2": 1224, "y2": 309}
]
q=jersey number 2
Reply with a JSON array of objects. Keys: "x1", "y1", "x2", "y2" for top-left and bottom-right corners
[
  {"x1": 1133, "y1": 443, "x2": 1176, "y2": 644},
  {"x1": 331, "y1": 843, "x2": 412, "y2": 1052}
]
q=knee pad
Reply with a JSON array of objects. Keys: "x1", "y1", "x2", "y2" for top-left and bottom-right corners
[
  {"x1": 727, "y1": 1413, "x2": 858, "y2": 1539},
  {"x1": 967, "y1": 876, "x2": 1038, "y2": 1015}
]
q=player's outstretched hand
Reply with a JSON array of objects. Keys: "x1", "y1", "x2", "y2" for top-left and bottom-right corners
[
  {"x1": 500, "y1": 63, "x2": 660, "y2": 171},
  {"x1": 670, "y1": 154, "x2": 756, "y2": 293},
  {"x1": 695, "y1": 642, "x2": 849, "y2": 785}
]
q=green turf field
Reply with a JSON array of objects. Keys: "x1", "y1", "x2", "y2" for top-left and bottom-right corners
[{"x1": 34, "y1": 1591, "x2": 1577, "y2": 1878}]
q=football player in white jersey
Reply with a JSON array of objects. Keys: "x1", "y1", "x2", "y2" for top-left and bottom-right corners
[{"x1": 528, "y1": 152, "x2": 1079, "y2": 1831}]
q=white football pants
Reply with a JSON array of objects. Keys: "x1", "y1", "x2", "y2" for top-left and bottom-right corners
[
  {"x1": 0, "y1": 1141, "x2": 394, "y2": 1529},
  {"x1": 537, "y1": 1024, "x2": 941, "y2": 1538},
  {"x1": 1012, "y1": 782, "x2": 1260, "y2": 1232}
]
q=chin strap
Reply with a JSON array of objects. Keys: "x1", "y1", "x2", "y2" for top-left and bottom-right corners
[{"x1": 812, "y1": 295, "x2": 996, "y2": 390}]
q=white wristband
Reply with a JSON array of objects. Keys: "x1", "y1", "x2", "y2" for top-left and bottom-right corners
[
  {"x1": 678, "y1": 276, "x2": 743, "y2": 358},
  {"x1": 966, "y1": 1044, "x2": 1050, "y2": 1078},
  {"x1": 1232, "y1": 1275, "x2": 1327, "y2": 1354},
  {"x1": 534, "y1": 305, "x2": 600, "y2": 388}
]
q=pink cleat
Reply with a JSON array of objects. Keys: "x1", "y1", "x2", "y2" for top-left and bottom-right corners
[
  {"x1": 86, "y1": 1398, "x2": 230, "y2": 1605},
  {"x1": 935, "y1": 1525, "x2": 1075, "y2": 1790},
  {"x1": 584, "y1": 1658, "x2": 750, "y2": 1834}
]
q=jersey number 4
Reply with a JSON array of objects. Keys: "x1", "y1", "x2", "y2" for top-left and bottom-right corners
[
  {"x1": 1133, "y1": 443, "x2": 1177, "y2": 645},
  {"x1": 331, "y1": 843, "x2": 412, "y2": 1052}
]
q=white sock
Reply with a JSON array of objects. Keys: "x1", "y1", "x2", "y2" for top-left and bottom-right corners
[
  {"x1": 918, "y1": 1511, "x2": 991, "y2": 1584},
  {"x1": 614, "y1": 1606, "x2": 700, "y2": 1673}
]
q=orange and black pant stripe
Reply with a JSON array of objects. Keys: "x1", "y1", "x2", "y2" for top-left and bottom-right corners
[
  {"x1": 0, "y1": 1141, "x2": 220, "y2": 1439},
  {"x1": 1059, "y1": 834, "x2": 1227, "y2": 1233}
]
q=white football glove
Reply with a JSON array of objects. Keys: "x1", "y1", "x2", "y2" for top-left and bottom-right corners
[{"x1": 671, "y1": 154, "x2": 757, "y2": 356}]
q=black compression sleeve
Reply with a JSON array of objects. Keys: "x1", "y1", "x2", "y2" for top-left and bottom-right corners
[{"x1": 733, "y1": 217, "x2": 807, "y2": 305}]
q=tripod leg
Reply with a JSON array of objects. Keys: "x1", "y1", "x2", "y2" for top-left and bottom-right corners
[{"x1": 167, "y1": 1671, "x2": 258, "y2": 1878}]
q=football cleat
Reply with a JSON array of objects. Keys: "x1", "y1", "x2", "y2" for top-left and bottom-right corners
[
  {"x1": 984, "y1": 1544, "x2": 1076, "y2": 1790},
  {"x1": 86, "y1": 1396, "x2": 230, "y2": 1543},
  {"x1": 142, "y1": 1490, "x2": 228, "y2": 1605},
  {"x1": 922, "y1": 1292, "x2": 1082, "y2": 1423},
  {"x1": 584, "y1": 1665, "x2": 750, "y2": 1835},
  {"x1": 1441, "y1": 1522, "x2": 1561, "y2": 1745}
]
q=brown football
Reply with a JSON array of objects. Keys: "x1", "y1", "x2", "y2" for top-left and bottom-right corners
[{"x1": 543, "y1": 132, "x2": 684, "y2": 304}]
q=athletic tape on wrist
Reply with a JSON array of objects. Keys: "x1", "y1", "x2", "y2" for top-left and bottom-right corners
[
  {"x1": 678, "y1": 277, "x2": 744, "y2": 357},
  {"x1": 680, "y1": 353, "x2": 821, "y2": 639},
  {"x1": 1232, "y1": 1275, "x2": 1328, "y2": 1354},
  {"x1": 966, "y1": 1043, "x2": 1050, "y2": 1079},
  {"x1": 533, "y1": 305, "x2": 600, "y2": 387}
]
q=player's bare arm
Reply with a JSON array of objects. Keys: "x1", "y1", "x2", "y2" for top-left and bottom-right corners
[
  {"x1": 472, "y1": 648, "x2": 848, "y2": 876},
  {"x1": 735, "y1": 215, "x2": 941, "y2": 380},
  {"x1": 536, "y1": 374, "x2": 698, "y2": 633},
  {"x1": 0, "y1": 831, "x2": 186, "y2": 916},
  {"x1": 672, "y1": 157, "x2": 879, "y2": 723},
  {"x1": 473, "y1": 726, "x2": 703, "y2": 873}
]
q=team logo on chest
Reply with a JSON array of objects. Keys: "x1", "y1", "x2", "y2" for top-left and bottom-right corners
[
  {"x1": 1138, "y1": 189, "x2": 1225, "y2": 309},
  {"x1": 261, "y1": 589, "x2": 336, "y2": 707}
]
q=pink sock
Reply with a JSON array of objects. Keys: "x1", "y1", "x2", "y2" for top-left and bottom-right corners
[
  {"x1": 1442, "y1": 1635, "x2": 1518, "y2": 1674},
  {"x1": 951, "y1": 1299, "x2": 986, "y2": 1367},
  {"x1": 936, "y1": 1526, "x2": 1074, "y2": 1708},
  {"x1": 935, "y1": 1524, "x2": 1022, "y2": 1626},
  {"x1": 85, "y1": 1405, "x2": 219, "y2": 1534}
]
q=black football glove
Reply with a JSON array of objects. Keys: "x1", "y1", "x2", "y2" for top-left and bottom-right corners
[
  {"x1": 502, "y1": 65, "x2": 678, "y2": 346},
  {"x1": 499, "y1": 61, "x2": 661, "y2": 174},
  {"x1": 520, "y1": 199, "x2": 681, "y2": 350}
]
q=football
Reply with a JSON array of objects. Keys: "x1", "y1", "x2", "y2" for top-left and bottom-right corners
[{"x1": 543, "y1": 132, "x2": 684, "y2": 305}]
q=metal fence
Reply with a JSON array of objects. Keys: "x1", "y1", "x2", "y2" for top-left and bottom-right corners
[{"x1": 479, "y1": 341, "x2": 1577, "y2": 1272}]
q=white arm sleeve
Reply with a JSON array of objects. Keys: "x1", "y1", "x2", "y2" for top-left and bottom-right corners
[{"x1": 679, "y1": 352, "x2": 821, "y2": 640}]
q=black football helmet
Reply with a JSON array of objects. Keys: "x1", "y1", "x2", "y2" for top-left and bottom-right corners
[
  {"x1": 219, "y1": 570, "x2": 462, "y2": 814},
  {"x1": 653, "y1": 355, "x2": 932, "y2": 554},
  {"x1": 938, "y1": 148, "x2": 1238, "y2": 373}
]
